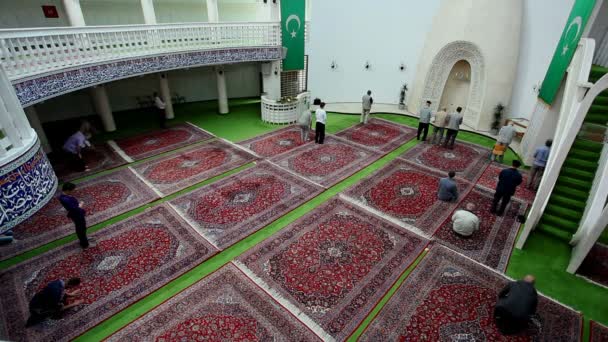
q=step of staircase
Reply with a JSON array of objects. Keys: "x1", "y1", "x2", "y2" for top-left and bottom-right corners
[
  {"x1": 548, "y1": 194, "x2": 587, "y2": 210},
  {"x1": 560, "y1": 167, "x2": 596, "y2": 180},
  {"x1": 537, "y1": 223, "x2": 573, "y2": 243},
  {"x1": 544, "y1": 204, "x2": 583, "y2": 222},
  {"x1": 541, "y1": 213, "x2": 580, "y2": 233},
  {"x1": 563, "y1": 158, "x2": 598, "y2": 171},
  {"x1": 568, "y1": 149, "x2": 601, "y2": 161},
  {"x1": 552, "y1": 185, "x2": 589, "y2": 201},
  {"x1": 556, "y1": 176, "x2": 593, "y2": 192},
  {"x1": 572, "y1": 139, "x2": 603, "y2": 153},
  {"x1": 585, "y1": 112, "x2": 607, "y2": 125}
]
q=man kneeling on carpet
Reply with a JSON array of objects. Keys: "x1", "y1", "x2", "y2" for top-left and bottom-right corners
[
  {"x1": 451, "y1": 203, "x2": 479, "y2": 237},
  {"x1": 26, "y1": 278, "x2": 85, "y2": 327},
  {"x1": 438, "y1": 171, "x2": 458, "y2": 202},
  {"x1": 494, "y1": 275, "x2": 539, "y2": 335}
]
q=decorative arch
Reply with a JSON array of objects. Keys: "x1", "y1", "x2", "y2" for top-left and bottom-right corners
[{"x1": 421, "y1": 41, "x2": 486, "y2": 128}]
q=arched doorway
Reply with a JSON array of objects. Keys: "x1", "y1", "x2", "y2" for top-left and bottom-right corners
[
  {"x1": 421, "y1": 41, "x2": 485, "y2": 128},
  {"x1": 438, "y1": 60, "x2": 472, "y2": 112}
]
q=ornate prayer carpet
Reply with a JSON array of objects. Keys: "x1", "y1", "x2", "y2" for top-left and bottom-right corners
[
  {"x1": 52, "y1": 143, "x2": 127, "y2": 182},
  {"x1": 237, "y1": 198, "x2": 429, "y2": 341},
  {"x1": 591, "y1": 321, "x2": 608, "y2": 342},
  {"x1": 0, "y1": 205, "x2": 217, "y2": 342},
  {"x1": 344, "y1": 159, "x2": 472, "y2": 235},
  {"x1": 107, "y1": 264, "x2": 319, "y2": 341},
  {"x1": 271, "y1": 136, "x2": 382, "y2": 187},
  {"x1": 400, "y1": 140, "x2": 491, "y2": 182},
  {"x1": 477, "y1": 163, "x2": 536, "y2": 203},
  {"x1": 433, "y1": 186, "x2": 526, "y2": 272},
  {"x1": 169, "y1": 162, "x2": 322, "y2": 250},
  {"x1": 113, "y1": 123, "x2": 213, "y2": 161},
  {"x1": 335, "y1": 118, "x2": 417, "y2": 153},
  {"x1": 238, "y1": 125, "x2": 315, "y2": 158},
  {"x1": 360, "y1": 245, "x2": 582, "y2": 341},
  {"x1": 576, "y1": 243, "x2": 608, "y2": 288},
  {"x1": 0, "y1": 168, "x2": 159, "y2": 261},
  {"x1": 131, "y1": 140, "x2": 257, "y2": 196}
]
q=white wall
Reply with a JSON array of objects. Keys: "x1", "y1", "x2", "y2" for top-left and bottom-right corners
[
  {"x1": 81, "y1": 0, "x2": 144, "y2": 26},
  {"x1": 307, "y1": 0, "x2": 442, "y2": 104},
  {"x1": 507, "y1": 0, "x2": 575, "y2": 120},
  {"x1": 218, "y1": 2, "x2": 269, "y2": 22},
  {"x1": 0, "y1": 0, "x2": 69, "y2": 28},
  {"x1": 154, "y1": 0, "x2": 208, "y2": 23},
  {"x1": 35, "y1": 63, "x2": 261, "y2": 123}
]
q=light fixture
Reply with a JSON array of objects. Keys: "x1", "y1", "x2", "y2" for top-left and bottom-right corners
[
  {"x1": 364, "y1": 61, "x2": 371, "y2": 70},
  {"x1": 399, "y1": 63, "x2": 406, "y2": 71},
  {"x1": 330, "y1": 61, "x2": 337, "y2": 70}
]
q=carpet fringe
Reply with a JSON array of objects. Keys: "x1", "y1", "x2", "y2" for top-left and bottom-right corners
[
  {"x1": 166, "y1": 202, "x2": 221, "y2": 250},
  {"x1": 266, "y1": 160, "x2": 327, "y2": 189},
  {"x1": 107, "y1": 140, "x2": 134, "y2": 163},
  {"x1": 232, "y1": 261, "x2": 336, "y2": 342},
  {"x1": 128, "y1": 166, "x2": 165, "y2": 198},
  {"x1": 185, "y1": 121, "x2": 215, "y2": 137},
  {"x1": 219, "y1": 138, "x2": 261, "y2": 159},
  {"x1": 338, "y1": 193, "x2": 431, "y2": 240}
]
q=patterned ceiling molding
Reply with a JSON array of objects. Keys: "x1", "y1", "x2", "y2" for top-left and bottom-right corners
[{"x1": 13, "y1": 47, "x2": 282, "y2": 106}]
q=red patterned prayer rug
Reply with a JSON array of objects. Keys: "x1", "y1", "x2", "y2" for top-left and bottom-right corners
[
  {"x1": 0, "y1": 205, "x2": 217, "y2": 342},
  {"x1": 131, "y1": 140, "x2": 257, "y2": 196},
  {"x1": 335, "y1": 118, "x2": 417, "y2": 153},
  {"x1": 238, "y1": 125, "x2": 315, "y2": 158},
  {"x1": 271, "y1": 136, "x2": 382, "y2": 187},
  {"x1": 360, "y1": 245, "x2": 582, "y2": 341},
  {"x1": 106, "y1": 264, "x2": 320, "y2": 341},
  {"x1": 169, "y1": 161, "x2": 322, "y2": 250},
  {"x1": 52, "y1": 143, "x2": 127, "y2": 182},
  {"x1": 433, "y1": 186, "x2": 527, "y2": 272},
  {"x1": 400, "y1": 140, "x2": 491, "y2": 182},
  {"x1": 477, "y1": 163, "x2": 536, "y2": 203},
  {"x1": 591, "y1": 321, "x2": 608, "y2": 342},
  {"x1": 237, "y1": 198, "x2": 429, "y2": 341},
  {"x1": 344, "y1": 159, "x2": 473, "y2": 235},
  {"x1": 0, "y1": 168, "x2": 159, "y2": 261},
  {"x1": 576, "y1": 243, "x2": 608, "y2": 288},
  {"x1": 112, "y1": 123, "x2": 213, "y2": 161}
]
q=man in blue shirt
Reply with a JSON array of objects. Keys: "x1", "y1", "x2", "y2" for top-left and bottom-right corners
[
  {"x1": 491, "y1": 160, "x2": 523, "y2": 216},
  {"x1": 59, "y1": 182, "x2": 89, "y2": 248},
  {"x1": 26, "y1": 278, "x2": 84, "y2": 326},
  {"x1": 527, "y1": 140, "x2": 552, "y2": 190},
  {"x1": 438, "y1": 171, "x2": 459, "y2": 202}
]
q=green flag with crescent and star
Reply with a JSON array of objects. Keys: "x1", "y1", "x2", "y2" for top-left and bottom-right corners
[
  {"x1": 539, "y1": 0, "x2": 596, "y2": 104},
  {"x1": 281, "y1": 0, "x2": 305, "y2": 70}
]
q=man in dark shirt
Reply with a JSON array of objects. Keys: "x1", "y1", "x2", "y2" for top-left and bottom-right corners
[
  {"x1": 491, "y1": 160, "x2": 523, "y2": 216},
  {"x1": 26, "y1": 278, "x2": 84, "y2": 326},
  {"x1": 58, "y1": 182, "x2": 89, "y2": 248},
  {"x1": 494, "y1": 275, "x2": 538, "y2": 335}
]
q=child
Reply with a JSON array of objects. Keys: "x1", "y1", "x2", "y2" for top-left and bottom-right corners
[{"x1": 492, "y1": 142, "x2": 507, "y2": 163}]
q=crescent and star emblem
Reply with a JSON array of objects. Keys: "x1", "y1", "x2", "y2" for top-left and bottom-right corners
[
  {"x1": 561, "y1": 16, "x2": 582, "y2": 56},
  {"x1": 285, "y1": 14, "x2": 301, "y2": 38}
]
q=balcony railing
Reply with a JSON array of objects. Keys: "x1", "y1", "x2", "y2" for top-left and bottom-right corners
[{"x1": 0, "y1": 22, "x2": 281, "y2": 81}]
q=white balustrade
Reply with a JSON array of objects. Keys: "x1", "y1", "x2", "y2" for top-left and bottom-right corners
[
  {"x1": 0, "y1": 22, "x2": 281, "y2": 81},
  {"x1": 593, "y1": 30, "x2": 608, "y2": 68},
  {"x1": 261, "y1": 92, "x2": 310, "y2": 124}
]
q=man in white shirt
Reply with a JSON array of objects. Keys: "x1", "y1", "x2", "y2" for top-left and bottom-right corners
[
  {"x1": 154, "y1": 92, "x2": 167, "y2": 128},
  {"x1": 496, "y1": 123, "x2": 517, "y2": 163},
  {"x1": 452, "y1": 203, "x2": 480, "y2": 237},
  {"x1": 443, "y1": 106, "x2": 464, "y2": 149},
  {"x1": 315, "y1": 102, "x2": 327, "y2": 144},
  {"x1": 417, "y1": 101, "x2": 432, "y2": 141},
  {"x1": 361, "y1": 90, "x2": 373, "y2": 124}
]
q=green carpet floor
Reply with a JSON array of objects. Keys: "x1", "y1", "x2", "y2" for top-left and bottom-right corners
[{"x1": 6, "y1": 98, "x2": 606, "y2": 341}]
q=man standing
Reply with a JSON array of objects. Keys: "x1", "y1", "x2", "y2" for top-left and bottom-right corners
[
  {"x1": 62, "y1": 127, "x2": 92, "y2": 172},
  {"x1": 417, "y1": 101, "x2": 432, "y2": 141},
  {"x1": 438, "y1": 171, "x2": 459, "y2": 202},
  {"x1": 492, "y1": 160, "x2": 523, "y2": 216},
  {"x1": 495, "y1": 123, "x2": 517, "y2": 163},
  {"x1": 361, "y1": 90, "x2": 373, "y2": 124},
  {"x1": 26, "y1": 278, "x2": 84, "y2": 327},
  {"x1": 298, "y1": 107, "x2": 312, "y2": 143},
  {"x1": 153, "y1": 92, "x2": 167, "y2": 128},
  {"x1": 444, "y1": 107, "x2": 464, "y2": 149},
  {"x1": 59, "y1": 183, "x2": 90, "y2": 249},
  {"x1": 431, "y1": 107, "x2": 448, "y2": 145},
  {"x1": 494, "y1": 275, "x2": 538, "y2": 335},
  {"x1": 528, "y1": 140, "x2": 552, "y2": 190},
  {"x1": 452, "y1": 203, "x2": 480, "y2": 237},
  {"x1": 315, "y1": 102, "x2": 327, "y2": 144}
]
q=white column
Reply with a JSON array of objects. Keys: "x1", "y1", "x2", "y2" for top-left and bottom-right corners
[
  {"x1": 90, "y1": 85, "x2": 116, "y2": 132},
  {"x1": 216, "y1": 67, "x2": 229, "y2": 114},
  {"x1": 159, "y1": 73, "x2": 174, "y2": 119},
  {"x1": 140, "y1": 0, "x2": 157, "y2": 25},
  {"x1": 262, "y1": 61, "x2": 281, "y2": 100},
  {"x1": 206, "y1": 0, "x2": 219, "y2": 22},
  {"x1": 0, "y1": 66, "x2": 33, "y2": 145},
  {"x1": 24, "y1": 106, "x2": 52, "y2": 153},
  {"x1": 270, "y1": 0, "x2": 280, "y2": 21},
  {"x1": 62, "y1": 0, "x2": 86, "y2": 26}
]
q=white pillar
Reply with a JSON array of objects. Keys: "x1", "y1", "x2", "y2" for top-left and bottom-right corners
[
  {"x1": 24, "y1": 106, "x2": 52, "y2": 153},
  {"x1": 0, "y1": 66, "x2": 33, "y2": 145},
  {"x1": 140, "y1": 0, "x2": 157, "y2": 24},
  {"x1": 270, "y1": 0, "x2": 280, "y2": 21},
  {"x1": 216, "y1": 67, "x2": 229, "y2": 114},
  {"x1": 262, "y1": 61, "x2": 281, "y2": 100},
  {"x1": 62, "y1": 0, "x2": 86, "y2": 26},
  {"x1": 159, "y1": 73, "x2": 174, "y2": 119},
  {"x1": 206, "y1": 0, "x2": 219, "y2": 22},
  {"x1": 90, "y1": 85, "x2": 116, "y2": 132}
]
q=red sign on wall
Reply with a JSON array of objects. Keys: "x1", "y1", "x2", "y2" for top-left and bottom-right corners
[{"x1": 42, "y1": 5, "x2": 59, "y2": 18}]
